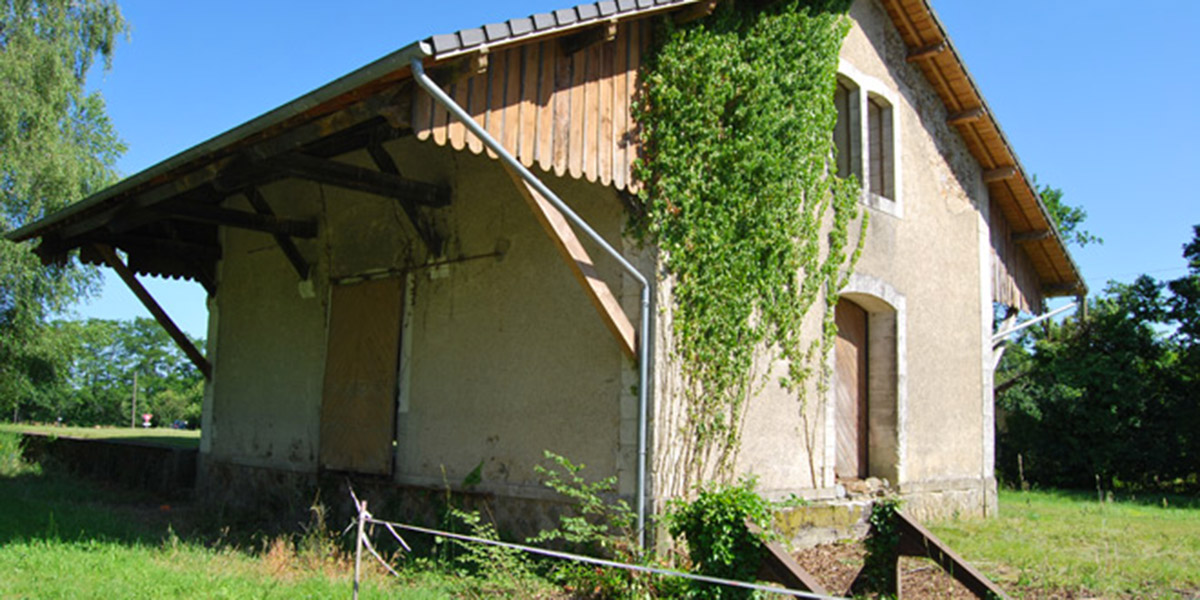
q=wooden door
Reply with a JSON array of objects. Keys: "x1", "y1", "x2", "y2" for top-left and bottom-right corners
[
  {"x1": 319, "y1": 278, "x2": 404, "y2": 475},
  {"x1": 835, "y1": 298, "x2": 869, "y2": 480}
]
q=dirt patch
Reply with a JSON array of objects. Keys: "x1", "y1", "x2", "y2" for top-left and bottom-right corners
[
  {"x1": 791, "y1": 541, "x2": 1001, "y2": 599},
  {"x1": 790, "y1": 541, "x2": 1138, "y2": 598}
]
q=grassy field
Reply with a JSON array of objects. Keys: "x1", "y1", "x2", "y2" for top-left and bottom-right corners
[
  {"x1": 3, "y1": 428, "x2": 1198, "y2": 598},
  {"x1": 930, "y1": 488, "x2": 1200, "y2": 598},
  {"x1": 0, "y1": 423, "x2": 200, "y2": 449},
  {"x1": 0, "y1": 432, "x2": 538, "y2": 599}
]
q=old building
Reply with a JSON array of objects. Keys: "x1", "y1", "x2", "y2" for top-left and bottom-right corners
[{"x1": 8, "y1": 0, "x2": 1084, "y2": 538}]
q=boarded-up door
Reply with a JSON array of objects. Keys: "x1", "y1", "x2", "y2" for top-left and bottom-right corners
[
  {"x1": 835, "y1": 298, "x2": 868, "y2": 480},
  {"x1": 319, "y1": 278, "x2": 404, "y2": 475}
]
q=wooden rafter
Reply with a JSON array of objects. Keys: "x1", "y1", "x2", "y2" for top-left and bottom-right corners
[
  {"x1": 92, "y1": 244, "x2": 213, "y2": 380},
  {"x1": 265, "y1": 153, "x2": 451, "y2": 207},
  {"x1": 365, "y1": 143, "x2": 443, "y2": 255},
  {"x1": 51, "y1": 84, "x2": 415, "y2": 242},
  {"x1": 245, "y1": 187, "x2": 311, "y2": 280},
  {"x1": 983, "y1": 165, "x2": 1018, "y2": 183},
  {"x1": 502, "y1": 164, "x2": 637, "y2": 358},
  {"x1": 155, "y1": 202, "x2": 318, "y2": 238}
]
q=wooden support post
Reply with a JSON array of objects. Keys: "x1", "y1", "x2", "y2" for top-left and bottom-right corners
[
  {"x1": 502, "y1": 164, "x2": 637, "y2": 358},
  {"x1": 93, "y1": 244, "x2": 213, "y2": 380},
  {"x1": 353, "y1": 499, "x2": 367, "y2": 600}
]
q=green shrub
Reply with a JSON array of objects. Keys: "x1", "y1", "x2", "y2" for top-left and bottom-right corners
[{"x1": 665, "y1": 478, "x2": 772, "y2": 599}]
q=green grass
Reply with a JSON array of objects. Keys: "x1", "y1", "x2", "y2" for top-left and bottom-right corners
[
  {"x1": 929, "y1": 488, "x2": 1200, "y2": 598},
  {"x1": 0, "y1": 432, "x2": 508, "y2": 599},
  {"x1": 0, "y1": 423, "x2": 200, "y2": 449}
]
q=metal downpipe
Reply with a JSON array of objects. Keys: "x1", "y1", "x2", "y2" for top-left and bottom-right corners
[{"x1": 410, "y1": 59, "x2": 653, "y2": 549}]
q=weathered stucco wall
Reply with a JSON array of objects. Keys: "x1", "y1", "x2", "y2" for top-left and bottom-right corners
[
  {"x1": 840, "y1": 0, "x2": 994, "y2": 516},
  {"x1": 202, "y1": 134, "x2": 643, "y2": 506},
  {"x1": 719, "y1": 0, "x2": 997, "y2": 519}
]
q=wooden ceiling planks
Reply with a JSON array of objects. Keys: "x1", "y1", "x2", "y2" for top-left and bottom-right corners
[{"x1": 414, "y1": 18, "x2": 648, "y2": 193}]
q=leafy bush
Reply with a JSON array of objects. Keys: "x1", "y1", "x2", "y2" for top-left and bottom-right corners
[
  {"x1": 665, "y1": 478, "x2": 772, "y2": 599},
  {"x1": 529, "y1": 451, "x2": 645, "y2": 599}
]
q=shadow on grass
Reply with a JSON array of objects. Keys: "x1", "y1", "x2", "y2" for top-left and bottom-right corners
[{"x1": 0, "y1": 468, "x2": 187, "y2": 546}]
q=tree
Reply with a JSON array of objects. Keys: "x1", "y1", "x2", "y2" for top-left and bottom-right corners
[
  {"x1": 1035, "y1": 176, "x2": 1101, "y2": 248},
  {"x1": 0, "y1": 0, "x2": 127, "y2": 417},
  {"x1": 997, "y1": 227, "x2": 1200, "y2": 491},
  {"x1": 21, "y1": 318, "x2": 204, "y2": 427}
]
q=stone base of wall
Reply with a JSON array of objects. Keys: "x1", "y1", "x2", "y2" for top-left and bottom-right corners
[
  {"x1": 198, "y1": 456, "x2": 580, "y2": 540},
  {"x1": 20, "y1": 433, "x2": 196, "y2": 499},
  {"x1": 898, "y1": 476, "x2": 998, "y2": 522},
  {"x1": 774, "y1": 476, "x2": 997, "y2": 548}
]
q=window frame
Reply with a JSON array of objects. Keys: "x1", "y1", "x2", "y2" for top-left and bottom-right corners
[{"x1": 836, "y1": 59, "x2": 903, "y2": 218}]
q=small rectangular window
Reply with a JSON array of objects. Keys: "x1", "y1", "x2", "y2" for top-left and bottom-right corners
[
  {"x1": 834, "y1": 82, "x2": 853, "y2": 179},
  {"x1": 868, "y1": 96, "x2": 894, "y2": 200}
]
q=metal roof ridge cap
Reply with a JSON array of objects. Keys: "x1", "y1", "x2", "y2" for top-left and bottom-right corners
[
  {"x1": 425, "y1": 0, "x2": 698, "y2": 62},
  {"x1": 7, "y1": 41, "x2": 432, "y2": 242},
  {"x1": 915, "y1": 0, "x2": 1086, "y2": 292}
]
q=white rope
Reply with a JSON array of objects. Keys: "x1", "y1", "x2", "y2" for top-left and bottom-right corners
[
  {"x1": 365, "y1": 516, "x2": 847, "y2": 600},
  {"x1": 361, "y1": 533, "x2": 401, "y2": 578}
]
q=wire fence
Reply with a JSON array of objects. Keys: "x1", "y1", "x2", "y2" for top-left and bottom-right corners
[{"x1": 346, "y1": 487, "x2": 847, "y2": 600}]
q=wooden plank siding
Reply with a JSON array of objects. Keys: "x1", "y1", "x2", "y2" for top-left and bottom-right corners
[
  {"x1": 414, "y1": 20, "x2": 647, "y2": 193},
  {"x1": 990, "y1": 207, "x2": 1043, "y2": 313}
]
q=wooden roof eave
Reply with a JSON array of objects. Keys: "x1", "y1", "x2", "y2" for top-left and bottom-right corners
[{"x1": 882, "y1": 0, "x2": 1087, "y2": 299}]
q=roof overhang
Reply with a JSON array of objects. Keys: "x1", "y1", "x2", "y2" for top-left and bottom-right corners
[{"x1": 6, "y1": 0, "x2": 1085, "y2": 299}]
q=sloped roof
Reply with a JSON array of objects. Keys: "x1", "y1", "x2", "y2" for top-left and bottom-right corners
[{"x1": 7, "y1": 0, "x2": 1084, "y2": 298}]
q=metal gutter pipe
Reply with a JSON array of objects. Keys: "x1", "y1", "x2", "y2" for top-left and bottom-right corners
[{"x1": 410, "y1": 59, "x2": 654, "y2": 549}]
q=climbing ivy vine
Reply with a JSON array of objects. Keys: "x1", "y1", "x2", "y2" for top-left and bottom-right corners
[{"x1": 632, "y1": 0, "x2": 866, "y2": 481}]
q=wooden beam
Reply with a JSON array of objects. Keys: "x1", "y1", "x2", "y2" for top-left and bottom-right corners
[
  {"x1": 245, "y1": 187, "x2": 311, "y2": 280},
  {"x1": 1012, "y1": 229, "x2": 1052, "y2": 243},
  {"x1": 300, "y1": 117, "x2": 409, "y2": 160},
  {"x1": 674, "y1": 0, "x2": 720, "y2": 23},
  {"x1": 266, "y1": 153, "x2": 451, "y2": 207},
  {"x1": 983, "y1": 165, "x2": 1018, "y2": 183},
  {"x1": 894, "y1": 511, "x2": 1011, "y2": 599},
  {"x1": 502, "y1": 164, "x2": 637, "y2": 358},
  {"x1": 746, "y1": 520, "x2": 829, "y2": 596},
  {"x1": 57, "y1": 84, "x2": 414, "y2": 241},
  {"x1": 93, "y1": 244, "x2": 213, "y2": 380},
  {"x1": 559, "y1": 20, "x2": 618, "y2": 56},
  {"x1": 1043, "y1": 282, "x2": 1081, "y2": 296},
  {"x1": 947, "y1": 107, "x2": 986, "y2": 126},
  {"x1": 906, "y1": 40, "x2": 947, "y2": 62},
  {"x1": 158, "y1": 202, "x2": 318, "y2": 238},
  {"x1": 365, "y1": 143, "x2": 443, "y2": 255}
]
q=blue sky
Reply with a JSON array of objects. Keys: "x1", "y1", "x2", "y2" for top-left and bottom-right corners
[{"x1": 72, "y1": 1, "x2": 1200, "y2": 337}]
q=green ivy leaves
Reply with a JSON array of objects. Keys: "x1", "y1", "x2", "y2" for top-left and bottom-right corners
[{"x1": 633, "y1": 0, "x2": 864, "y2": 473}]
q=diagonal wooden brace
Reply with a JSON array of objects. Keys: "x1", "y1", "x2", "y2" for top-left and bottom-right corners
[
  {"x1": 502, "y1": 164, "x2": 637, "y2": 358},
  {"x1": 93, "y1": 244, "x2": 213, "y2": 380}
]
